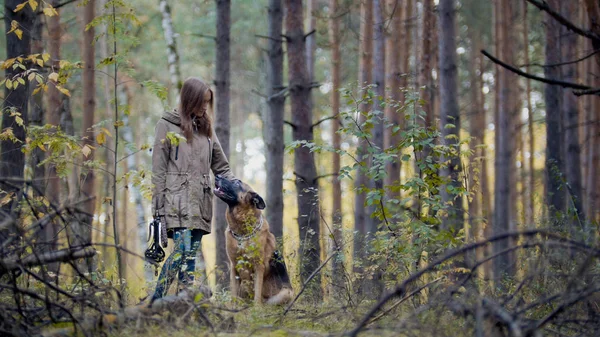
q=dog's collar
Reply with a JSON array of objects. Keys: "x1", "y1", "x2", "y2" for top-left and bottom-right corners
[{"x1": 228, "y1": 215, "x2": 263, "y2": 244}]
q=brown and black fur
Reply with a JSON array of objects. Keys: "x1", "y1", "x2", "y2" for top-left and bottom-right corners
[{"x1": 214, "y1": 175, "x2": 293, "y2": 305}]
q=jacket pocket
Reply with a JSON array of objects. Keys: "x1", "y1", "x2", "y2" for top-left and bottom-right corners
[
  {"x1": 165, "y1": 172, "x2": 189, "y2": 217},
  {"x1": 200, "y1": 174, "x2": 213, "y2": 222}
]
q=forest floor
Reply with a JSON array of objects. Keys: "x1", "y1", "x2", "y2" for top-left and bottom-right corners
[{"x1": 107, "y1": 300, "x2": 417, "y2": 337}]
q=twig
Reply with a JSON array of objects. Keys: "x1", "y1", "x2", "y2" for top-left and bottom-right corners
[
  {"x1": 481, "y1": 50, "x2": 592, "y2": 91},
  {"x1": 276, "y1": 251, "x2": 339, "y2": 322},
  {"x1": 367, "y1": 277, "x2": 443, "y2": 325},
  {"x1": 525, "y1": 0, "x2": 600, "y2": 43},
  {"x1": 311, "y1": 113, "x2": 339, "y2": 130}
]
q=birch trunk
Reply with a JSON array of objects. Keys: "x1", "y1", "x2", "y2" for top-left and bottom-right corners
[{"x1": 159, "y1": 0, "x2": 182, "y2": 103}]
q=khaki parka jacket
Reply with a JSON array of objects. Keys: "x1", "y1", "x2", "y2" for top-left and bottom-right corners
[{"x1": 151, "y1": 110, "x2": 234, "y2": 233}]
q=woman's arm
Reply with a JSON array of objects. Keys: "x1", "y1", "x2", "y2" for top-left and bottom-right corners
[
  {"x1": 151, "y1": 121, "x2": 170, "y2": 215},
  {"x1": 211, "y1": 133, "x2": 235, "y2": 180}
]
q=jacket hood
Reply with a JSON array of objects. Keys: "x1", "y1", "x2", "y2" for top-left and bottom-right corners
[{"x1": 161, "y1": 110, "x2": 181, "y2": 126}]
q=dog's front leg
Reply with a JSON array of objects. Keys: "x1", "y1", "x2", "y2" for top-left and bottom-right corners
[
  {"x1": 230, "y1": 264, "x2": 240, "y2": 299},
  {"x1": 254, "y1": 265, "x2": 265, "y2": 305}
]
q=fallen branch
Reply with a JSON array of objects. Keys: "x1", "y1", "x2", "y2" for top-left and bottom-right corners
[{"x1": 0, "y1": 247, "x2": 96, "y2": 274}]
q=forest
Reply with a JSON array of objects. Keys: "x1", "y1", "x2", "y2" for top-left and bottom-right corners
[{"x1": 0, "y1": 0, "x2": 599, "y2": 336}]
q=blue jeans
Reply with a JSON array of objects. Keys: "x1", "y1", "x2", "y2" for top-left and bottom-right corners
[{"x1": 151, "y1": 228, "x2": 203, "y2": 302}]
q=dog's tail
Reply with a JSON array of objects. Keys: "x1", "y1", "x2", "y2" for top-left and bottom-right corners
[{"x1": 266, "y1": 287, "x2": 294, "y2": 305}]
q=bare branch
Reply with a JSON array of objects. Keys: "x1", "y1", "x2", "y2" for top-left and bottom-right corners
[
  {"x1": 481, "y1": 50, "x2": 593, "y2": 91},
  {"x1": 311, "y1": 114, "x2": 339, "y2": 130},
  {"x1": 526, "y1": 0, "x2": 600, "y2": 42}
]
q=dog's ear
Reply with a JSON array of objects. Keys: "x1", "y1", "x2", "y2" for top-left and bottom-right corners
[{"x1": 250, "y1": 192, "x2": 266, "y2": 209}]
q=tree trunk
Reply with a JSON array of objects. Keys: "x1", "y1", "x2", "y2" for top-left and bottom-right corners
[
  {"x1": 419, "y1": 0, "x2": 434, "y2": 129},
  {"x1": 79, "y1": 0, "x2": 96, "y2": 271},
  {"x1": 544, "y1": 0, "x2": 566, "y2": 216},
  {"x1": 468, "y1": 33, "x2": 482, "y2": 259},
  {"x1": 384, "y1": 0, "x2": 403, "y2": 199},
  {"x1": 438, "y1": 0, "x2": 463, "y2": 232},
  {"x1": 100, "y1": 0, "x2": 115, "y2": 266},
  {"x1": 29, "y1": 9, "x2": 46, "y2": 198},
  {"x1": 1, "y1": 1, "x2": 32, "y2": 218},
  {"x1": 44, "y1": 0, "x2": 62, "y2": 259},
  {"x1": 328, "y1": 0, "x2": 344, "y2": 291},
  {"x1": 353, "y1": 0, "x2": 372, "y2": 272},
  {"x1": 522, "y1": 0, "x2": 535, "y2": 227},
  {"x1": 159, "y1": 0, "x2": 182, "y2": 103},
  {"x1": 401, "y1": 0, "x2": 413, "y2": 104},
  {"x1": 285, "y1": 0, "x2": 322, "y2": 296},
  {"x1": 369, "y1": 0, "x2": 385, "y2": 236},
  {"x1": 493, "y1": 0, "x2": 515, "y2": 280},
  {"x1": 214, "y1": 0, "x2": 231, "y2": 288},
  {"x1": 560, "y1": 0, "x2": 586, "y2": 227},
  {"x1": 264, "y1": 0, "x2": 285, "y2": 240}
]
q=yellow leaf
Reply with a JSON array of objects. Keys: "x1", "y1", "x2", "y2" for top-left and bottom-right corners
[
  {"x1": 96, "y1": 132, "x2": 106, "y2": 145},
  {"x1": 82, "y1": 144, "x2": 92, "y2": 158},
  {"x1": 27, "y1": 72, "x2": 35, "y2": 81},
  {"x1": 37, "y1": 143, "x2": 46, "y2": 151},
  {"x1": 102, "y1": 197, "x2": 112, "y2": 205},
  {"x1": 43, "y1": 6, "x2": 58, "y2": 17},
  {"x1": 15, "y1": 29, "x2": 23, "y2": 40},
  {"x1": 17, "y1": 77, "x2": 25, "y2": 85},
  {"x1": 59, "y1": 60, "x2": 70, "y2": 68},
  {"x1": 101, "y1": 127, "x2": 112, "y2": 137},
  {"x1": 48, "y1": 72, "x2": 59, "y2": 82},
  {"x1": 8, "y1": 20, "x2": 18, "y2": 34},
  {"x1": 42, "y1": 53, "x2": 50, "y2": 62},
  {"x1": 43, "y1": 84, "x2": 48, "y2": 92},
  {"x1": 14, "y1": 3, "x2": 27, "y2": 12},
  {"x1": 114, "y1": 120, "x2": 124, "y2": 128},
  {"x1": 6, "y1": 79, "x2": 13, "y2": 90},
  {"x1": 29, "y1": 0, "x2": 38, "y2": 11},
  {"x1": 36, "y1": 59, "x2": 43, "y2": 67},
  {"x1": 32, "y1": 86, "x2": 41, "y2": 95},
  {"x1": 0, "y1": 192, "x2": 14, "y2": 206},
  {"x1": 57, "y1": 86, "x2": 70, "y2": 96},
  {"x1": 15, "y1": 116, "x2": 23, "y2": 126}
]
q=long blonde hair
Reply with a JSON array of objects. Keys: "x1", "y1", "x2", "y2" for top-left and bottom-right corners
[{"x1": 179, "y1": 77, "x2": 213, "y2": 142}]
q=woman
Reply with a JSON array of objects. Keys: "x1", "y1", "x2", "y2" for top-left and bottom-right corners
[{"x1": 150, "y1": 77, "x2": 235, "y2": 302}]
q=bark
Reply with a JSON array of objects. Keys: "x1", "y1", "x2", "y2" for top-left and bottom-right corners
[
  {"x1": 214, "y1": 0, "x2": 231, "y2": 288},
  {"x1": 523, "y1": 0, "x2": 535, "y2": 227},
  {"x1": 306, "y1": 0, "x2": 316, "y2": 84},
  {"x1": 583, "y1": 0, "x2": 600, "y2": 65},
  {"x1": 545, "y1": 0, "x2": 566, "y2": 216},
  {"x1": 329, "y1": 0, "x2": 344, "y2": 290},
  {"x1": 265, "y1": 0, "x2": 285, "y2": 240},
  {"x1": 384, "y1": 0, "x2": 403, "y2": 198},
  {"x1": 120, "y1": 159, "x2": 129, "y2": 281},
  {"x1": 99, "y1": 0, "x2": 115, "y2": 266},
  {"x1": 353, "y1": 0, "x2": 372, "y2": 270},
  {"x1": 560, "y1": 0, "x2": 586, "y2": 226},
  {"x1": 79, "y1": 0, "x2": 96, "y2": 271},
  {"x1": 401, "y1": 0, "x2": 413, "y2": 101},
  {"x1": 586, "y1": 39, "x2": 600, "y2": 224},
  {"x1": 159, "y1": 0, "x2": 182, "y2": 102},
  {"x1": 285, "y1": 0, "x2": 322, "y2": 295},
  {"x1": 1, "y1": 1, "x2": 32, "y2": 215},
  {"x1": 369, "y1": 0, "x2": 385, "y2": 236},
  {"x1": 493, "y1": 0, "x2": 515, "y2": 279},
  {"x1": 419, "y1": 0, "x2": 435, "y2": 129},
  {"x1": 468, "y1": 34, "x2": 482, "y2": 254},
  {"x1": 438, "y1": 0, "x2": 463, "y2": 232},
  {"x1": 29, "y1": 10, "x2": 46, "y2": 198}
]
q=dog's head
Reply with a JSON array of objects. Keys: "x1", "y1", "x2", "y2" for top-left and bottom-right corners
[{"x1": 214, "y1": 175, "x2": 266, "y2": 210}]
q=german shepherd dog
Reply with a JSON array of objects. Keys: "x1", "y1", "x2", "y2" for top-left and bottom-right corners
[{"x1": 213, "y1": 175, "x2": 293, "y2": 305}]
